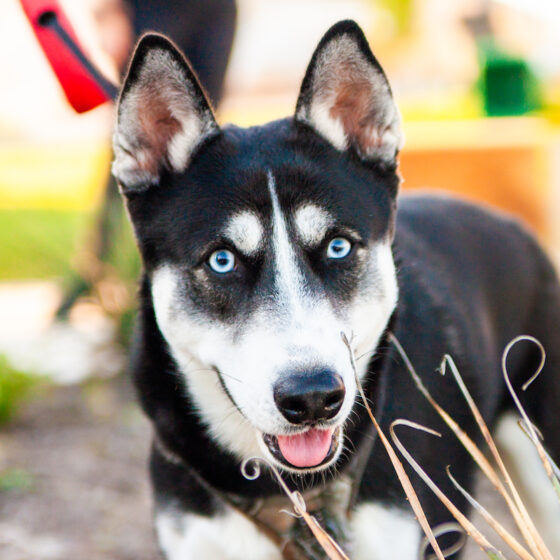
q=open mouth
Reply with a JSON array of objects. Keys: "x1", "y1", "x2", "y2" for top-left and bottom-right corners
[{"x1": 262, "y1": 426, "x2": 341, "y2": 469}]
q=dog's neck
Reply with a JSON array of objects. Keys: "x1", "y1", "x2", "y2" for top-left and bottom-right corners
[{"x1": 136, "y1": 271, "x2": 397, "y2": 500}]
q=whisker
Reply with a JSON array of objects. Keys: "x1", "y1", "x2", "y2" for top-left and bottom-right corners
[{"x1": 184, "y1": 366, "x2": 244, "y2": 385}]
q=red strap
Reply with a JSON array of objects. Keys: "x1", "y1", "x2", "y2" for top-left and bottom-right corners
[{"x1": 19, "y1": 0, "x2": 114, "y2": 113}]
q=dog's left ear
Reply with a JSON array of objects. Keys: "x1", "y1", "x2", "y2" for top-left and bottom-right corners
[
  {"x1": 295, "y1": 20, "x2": 402, "y2": 163},
  {"x1": 113, "y1": 33, "x2": 218, "y2": 193}
]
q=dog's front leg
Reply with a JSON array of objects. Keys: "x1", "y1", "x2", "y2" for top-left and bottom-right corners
[
  {"x1": 150, "y1": 444, "x2": 282, "y2": 560},
  {"x1": 155, "y1": 506, "x2": 282, "y2": 560},
  {"x1": 350, "y1": 502, "x2": 421, "y2": 560}
]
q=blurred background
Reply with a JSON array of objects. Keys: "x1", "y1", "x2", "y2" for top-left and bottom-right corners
[{"x1": 1, "y1": 0, "x2": 560, "y2": 558}]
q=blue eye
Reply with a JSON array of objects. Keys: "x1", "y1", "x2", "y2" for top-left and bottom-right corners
[
  {"x1": 208, "y1": 249, "x2": 236, "y2": 273},
  {"x1": 327, "y1": 237, "x2": 352, "y2": 259}
]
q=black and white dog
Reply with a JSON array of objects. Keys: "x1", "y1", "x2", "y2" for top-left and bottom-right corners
[{"x1": 112, "y1": 20, "x2": 560, "y2": 559}]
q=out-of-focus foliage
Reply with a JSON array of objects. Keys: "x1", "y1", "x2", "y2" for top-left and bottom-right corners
[
  {"x1": 0, "y1": 355, "x2": 41, "y2": 424},
  {"x1": 0, "y1": 210, "x2": 90, "y2": 280},
  {"x1": 376, "y1": 0, "x2": 413, "y2": 34},
  {"x1": 0, "y1": 468, "x2": 34, "y2": 492}
]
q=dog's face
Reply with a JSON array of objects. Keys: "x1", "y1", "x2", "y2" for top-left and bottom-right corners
[{"x1": 113, "y1": 21, "x2": 402, "y2": 473}]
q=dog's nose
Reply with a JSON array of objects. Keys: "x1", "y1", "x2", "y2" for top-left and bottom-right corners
[{"x1": 273, "y1": 369, "x2": 345, "y2": 425}]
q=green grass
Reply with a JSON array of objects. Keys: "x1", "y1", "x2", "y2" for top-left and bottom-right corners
[
  {"x1": 0, "y1": 355, "x2": 41, "y2": 424},
  {"x1": 0, "y1": 209, "x2": 92, "y2": 280},
  {"x1": 0, "y1": 207, "x2": 140, "y2": 280},
  {"x1": 104, "y1": 210, "x2": 141, "y2": 286},
  {"x1": 0, "y1": 468, "x2": 34, "y2": 492},
  {"x1": 0, "y1": 206, "x2": 141, "y2": 347}
]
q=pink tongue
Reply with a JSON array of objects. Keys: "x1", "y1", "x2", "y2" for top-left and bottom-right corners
[{"x1": 277, "y1": 428, "x2": 334, "y2": 467}]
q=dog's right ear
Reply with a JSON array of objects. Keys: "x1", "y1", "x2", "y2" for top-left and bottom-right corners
[
  {"x1": 112, "y1": 34, "x2": 218, "y2": 193},
  {"x1": 295, "y1": 20, "x2": 402, "y2": 164}
]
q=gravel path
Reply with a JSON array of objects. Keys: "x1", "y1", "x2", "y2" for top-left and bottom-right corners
[{"x1": 0, "y1": 378, "x2": 159, "y2": 560}]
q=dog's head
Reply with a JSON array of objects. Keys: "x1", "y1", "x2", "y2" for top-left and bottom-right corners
[{"x1": 113, "y1": 21, "x2": 402, "y2": 473}]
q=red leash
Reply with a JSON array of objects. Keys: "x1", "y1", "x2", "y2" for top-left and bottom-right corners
[{"x1": 19, "y1": 0, "x2": 118, "y2": 113}]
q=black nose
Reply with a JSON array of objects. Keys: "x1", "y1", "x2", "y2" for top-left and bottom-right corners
[{"x1": 273, "y1": 369, "x2": 345, "y2": 425}]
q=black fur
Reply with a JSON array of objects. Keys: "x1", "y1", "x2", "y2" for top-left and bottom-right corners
[{"x1": 116, "y1": 19, "x2": 560, "y2": 558}]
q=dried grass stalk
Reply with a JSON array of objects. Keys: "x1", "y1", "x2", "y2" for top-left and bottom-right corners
[
  {"x1": 390, "y1": 419, "x2": 507, "y2": 560},
  {"x1": 518, "y1": 419, "x2": 560, "y2": 501},
  {"x1": 446, "y1": 467, "x2": 534, "y2": 560},
  {"x1": 341, "y1": 333, "x2": 446, "y2": 560},
  {"x1": 241, "y1": 457, "x2": 350, "y2": 560},
  {"x1": 442, "y1": 350, "x2": 552, "y2": 560},
  {"x1": 502, "y1": 337, "x2": 560, "y2": 503},
  {"x1": 389, "y1": 333, "x2": 550, "y2": 560}
]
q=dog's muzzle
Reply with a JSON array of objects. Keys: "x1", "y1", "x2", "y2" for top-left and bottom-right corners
[
  {"x1": 273, "y1": 369, "x2": 345, "y2": 425},
  {"x1": 264, "y1": 369, "x2": 345, "y2": 469}
]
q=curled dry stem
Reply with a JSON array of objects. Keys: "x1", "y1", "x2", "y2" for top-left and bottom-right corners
[
  {"x1": 503, "y1": 337, "x2": 560, "y2": 502},
  {"x1": 390, "y1": 332, "x2": 548, "y2": 560},
  {"x1": 241, "y1": 457, "x2": 350, "y2": 560},
  {"x1": 446, "y1": 467, "x2": 534, "y2": 560},
  {"x1": 390, "y1": 419, "x2": 506, "y2": 560},
  {"x1": 419, "y1": 523, "x2": 466, "y2": 560}
]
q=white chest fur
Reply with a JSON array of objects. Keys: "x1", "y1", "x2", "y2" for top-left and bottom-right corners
[{"x1": 155, "y1": 500, "x2": 420, "y2": 560}]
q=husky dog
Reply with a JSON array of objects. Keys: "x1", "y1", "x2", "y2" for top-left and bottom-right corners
[{"x1": 112, "y1": 20, "x2": 560, "y2": 559}]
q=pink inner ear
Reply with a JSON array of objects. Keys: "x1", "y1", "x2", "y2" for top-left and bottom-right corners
[
  {"x1": 136, "y1": 91, "x2": 182, "y2": 175},
  {"x1": 329, "y1": 80, "x2": 381, "y2": 154}
]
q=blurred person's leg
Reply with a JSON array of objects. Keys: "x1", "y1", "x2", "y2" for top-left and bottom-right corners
[
  {"x1": 129, "y1": 0, "x2": 237, "y2": 106},
  {"x1": 94, "y1": 0, "x2": 135, "y2": 72},
  {"x1": 56, "y1": 0, "x2": 236, "y2": 319}
]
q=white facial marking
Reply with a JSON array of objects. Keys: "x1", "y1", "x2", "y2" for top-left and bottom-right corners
[
  {"x1": 150, "y1": 175, "x2": 398, "y2": 472},
  {"x1": 225, "y1": 211, "x2": 264, "y2": 255},
  {"x1": 156, "y1": 508, "x2": 281, "y2": 560},
  {"x1": 351, "y1": 502, "x2": 421, "y2": 560},
  {"x1": 151, "y1": 266, "x2": 263, "y2": 460},
  {"x1": 294, "y1": 204, "x2": 333, "y2": 247},
  {"x1": 348, "y1": 242, "x2": 399, "y2": 373},
  {"x1": 267, "y1": 170, "x2": 307, "y2": 318}
]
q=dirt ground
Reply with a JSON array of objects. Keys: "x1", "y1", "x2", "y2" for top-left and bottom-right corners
[
  {"x1": 0, "y1": 373, "x2": 539, "y2": 560},
  {"x1": 0, "y1": 377, "x2": 159, "y2": 560}
]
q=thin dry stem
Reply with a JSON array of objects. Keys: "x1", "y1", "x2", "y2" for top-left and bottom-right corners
[
  {"x1": 446, "y1": 467, "x2": 535, "y2": 560},
  {"x1": 503, "y1": 337, "x2": 560, "y2": 500},
  {"x1": 518, "y1": 419, "x2": 560, "y2": 499},
  {"x1": 341, "y1": 332, "x2": 446, "y2": 560},
  {"x1": 241, "y1": 457, "x2": 350, "y2": 560},
  {"x1": 389, "y1": 332, "x2": 547, "y2": 559},
  {"x1": 390, "y1": 419, "x2": 506, "y2": 560},
  {"x1": 442, "y1": 349, "x2": 551, "y2": 560}
]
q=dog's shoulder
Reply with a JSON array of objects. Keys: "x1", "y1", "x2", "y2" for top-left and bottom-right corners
[
  {"x1": 395, "y1": 193, "x2": 549, "y2": 281},
  {"x1": 397, "y1": 193, "x2": 536, "y2": 246},
  {"x1": 392, "y1": 193, "x2": 555, "y2": 375}
]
